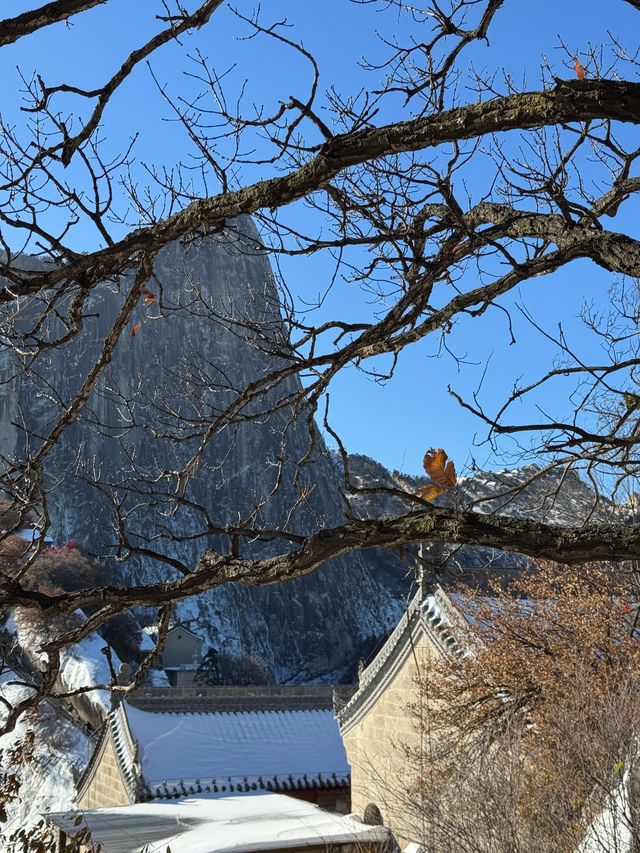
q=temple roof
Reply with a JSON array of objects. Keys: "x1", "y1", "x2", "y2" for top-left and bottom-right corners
[{"x1": 80, "y1": 700, "x2": 350, "y2": 802}]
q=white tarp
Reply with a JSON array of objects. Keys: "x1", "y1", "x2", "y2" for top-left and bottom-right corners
[{"x1": 47, "y1": 792, "x2": 388, "y2": 853}]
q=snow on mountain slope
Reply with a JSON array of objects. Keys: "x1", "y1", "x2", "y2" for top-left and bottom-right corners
[
  {"x1": 340, "y1": 454, "x2": 624, "y2": 576},
  {"x1": 11, "y1": 609, "x2": 120, "y2": 717},
  {"x1": 344, "y1": 454, "x2": 620, "y2": 527},
  {"x1": 0, "y1": 612, "x2": 114, "y2": 843}
]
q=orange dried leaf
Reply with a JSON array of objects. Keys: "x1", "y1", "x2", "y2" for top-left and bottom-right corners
[
  {"x1": 416, "y1": 483, "x2": 445, "y2": 502},
  {"x1": 423, "y1": 448, "x2": 457, "y2": 489},
  {"x1": 130, "y1": 322, "x2": 141, "y2": 338},
  {"x1": 573, "y1": 57, "x2": 586, "y2": 80},
  {"x1": 142, "y1": 289, "x2": 156, "y2": 308}
]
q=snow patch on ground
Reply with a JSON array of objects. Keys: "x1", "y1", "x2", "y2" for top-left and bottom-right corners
[
  {"x1": 0, "y1": 611, "x2": 115, "y2": 844},
  {"x1": 0, "y1": 671, "x2": 91, "y2": 848},
  {"x1": 10, "y1": 609, "x2": 121, "y2": 713},
  {"x1": 577, "y1": 774, "x2": 632, "y2": 853},
  {"x1": 146, "y1": 667, "x2": 170, "y2": 686}
]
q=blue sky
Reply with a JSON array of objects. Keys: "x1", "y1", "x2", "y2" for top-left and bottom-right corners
[{"x1": 2, "y1": 0, "x2": 638, "y2": 478}]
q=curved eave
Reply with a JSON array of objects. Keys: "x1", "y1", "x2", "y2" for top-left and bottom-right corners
[
  {"x1": 148, "y1": 771, "x2": 351, "y2": 800},
  {"x1": 336, "y1": 590, "x2": 462, "y2": 734},
  {"x1": 75, "y1": 721, "x2": 109, "y2": 804},
  {"x1": 110, "y1": 702, "x2": 149, "y2": 801},
  {"x1": 75, "y1": 706, "x2": 141, "y2": 805}
]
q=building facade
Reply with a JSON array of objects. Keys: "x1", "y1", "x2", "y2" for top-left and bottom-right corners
[
  {"x1": 337, "y1": 588, "x2": 463, "y2": 847},
  {"x1": 160, "y1": 623, "x2": 204, "y2": 685}
]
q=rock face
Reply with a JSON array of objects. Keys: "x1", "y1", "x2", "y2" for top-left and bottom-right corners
[
  {"x1": 1, "y1": 221, "x2": 410, "y2": 683},
  {"x1": 0, "y1": 222, "x2": 623, "y2": 683}
]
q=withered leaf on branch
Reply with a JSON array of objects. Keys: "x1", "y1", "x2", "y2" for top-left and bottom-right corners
[
  {"x1": 142, "y1": 289, "x2": 156, "y2": 308},
  {"x1": 573, "y1": 57, "x2": 587, "y2": 80},
  {"x1": 129, "y1": 322, "x2": 141, "y2": 338},
  {"x1": 416, "y1": 448, "x2": 457, "y2": 502},
  {"x1": 415, "y1": 483, "x2": 447, "y2": 502},
  {"x1": 423, "y1": 447, "x2": 457, "y2": 488}
]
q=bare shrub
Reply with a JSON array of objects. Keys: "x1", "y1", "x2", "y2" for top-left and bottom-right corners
[{"x1": 399, "y1": 564, "x2": 640, "y2": 852}]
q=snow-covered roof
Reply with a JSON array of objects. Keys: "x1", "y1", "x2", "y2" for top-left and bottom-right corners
[
  {"x1": 47, "y1": 793, "x2": 389, "y2": 853},
  {"x1": 103, "y1": 701, "x2": 350, "y2": 800},
  {"x1": 166, "y1": 622, "x2": 204, "y2": 642}
]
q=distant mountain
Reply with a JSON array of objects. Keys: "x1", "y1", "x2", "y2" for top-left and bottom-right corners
[
  {"x1": 341, "y1": 453, "x2": 623, "y2": 582},
  {"x1": 343, "y1": 453, "x2": 619, "y2": 526}
]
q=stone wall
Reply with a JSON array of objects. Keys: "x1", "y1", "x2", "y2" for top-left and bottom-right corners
[
  {"x1": 341, "y1": 632, "x2": 437, "y2": 847},
  {"x1": 129, "y1": 684, "x2": 354, "y2": 713},
  {"x1": 78, "y1": 735, "x2": 132, "y2": 810}
]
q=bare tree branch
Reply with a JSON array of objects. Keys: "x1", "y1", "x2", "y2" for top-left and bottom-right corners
[
  {"x1": 5, "y1": 80, "x2": 640, "y2": 300},
  {"x1": 0, "y1": 0, "x2": 107, "y2": 47}
]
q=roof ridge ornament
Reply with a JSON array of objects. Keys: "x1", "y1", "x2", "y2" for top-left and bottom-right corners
[{"x1": 417, "y1": 542, "x2": 428, "y2": 601}]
